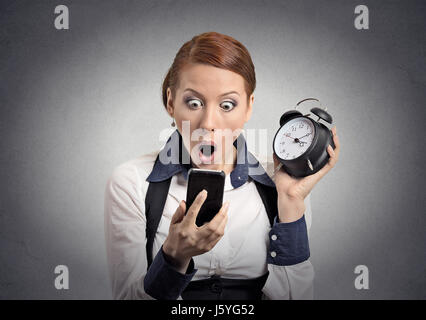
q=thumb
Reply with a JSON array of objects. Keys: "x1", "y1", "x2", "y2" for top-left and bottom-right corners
[
  {"x1": 273, "y1": 153, "x2": 279, "y2": 168},
  {"x1": 170, "y1": 200, "x2": 186, "y2": 225}
]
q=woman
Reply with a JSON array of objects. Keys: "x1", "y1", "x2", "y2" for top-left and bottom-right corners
[{"x1": 104, "y1": 31, "x2": 340, "y2": 300}]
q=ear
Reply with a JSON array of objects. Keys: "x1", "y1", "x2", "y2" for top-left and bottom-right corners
[
  {"x1": 245, "y1": 93, "x2": 254, "y2": 122},
  {"x1": 166, "y1": 87, "x2": 174, "y2": 117}
]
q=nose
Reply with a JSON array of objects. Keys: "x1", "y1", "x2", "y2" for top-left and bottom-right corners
[{"x1": 199, "y1": 105, "x2": 217, "y2": 132}]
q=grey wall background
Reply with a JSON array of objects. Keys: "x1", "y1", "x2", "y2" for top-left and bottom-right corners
[{"x1": 1, "y1": 0, "x2": 425, "y2": 299}]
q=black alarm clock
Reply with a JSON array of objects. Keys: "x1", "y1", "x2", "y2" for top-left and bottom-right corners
[{"x1": 273, "y1": 98, "x2": 336, "y2": 178}]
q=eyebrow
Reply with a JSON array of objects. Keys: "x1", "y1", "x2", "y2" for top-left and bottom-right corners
[{"x1": 183, "y1": 88, "x2": 240, "y2": 99}]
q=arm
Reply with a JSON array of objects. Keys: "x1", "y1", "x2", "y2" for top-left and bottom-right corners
[
  {"x1": 104, "y1": 163, "x2": 153, "y2": 299},
  {"x1": 262, "y1": 196, "x2": 314, "y2": 300},
  {"x1": 104, "y1": 163, "x2": 200, "y2": 300},
  {"x1": 263, "y1": 126, "x2": 340, "y2": 299},
  {"x1": 145, "y1": 194, "x2": 229, "y2": 299},
  {"x1": 143, "y1": 245, "x2": 197, "y2": 300}
]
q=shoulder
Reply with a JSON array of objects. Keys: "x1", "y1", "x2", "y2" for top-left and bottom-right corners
[
  {"x1": 110, "y1": 150, "x2": 159, "y2": 180},
  {"x1": 250, "y1": 151, "x2": 275, "y2": 178},
  {"x1": 106, "y1": 150, "x2": 160, "y2": 202}
]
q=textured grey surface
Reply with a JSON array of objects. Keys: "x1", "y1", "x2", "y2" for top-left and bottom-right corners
[{"x1": 0, "y1": 0, "x2": 425, "y2": 299}]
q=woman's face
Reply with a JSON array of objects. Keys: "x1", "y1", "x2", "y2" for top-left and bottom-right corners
[{"x1": 166, "y1": 63, "x2": 254, "y2": 173}]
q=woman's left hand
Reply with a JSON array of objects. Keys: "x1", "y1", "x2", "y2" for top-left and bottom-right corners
[{"x1": 273, "y1": 126, "x2": 340, "y2": 222}]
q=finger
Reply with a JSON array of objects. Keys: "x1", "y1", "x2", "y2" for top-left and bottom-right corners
[
  {"x1": 328, "y1": 127, "x2": 340, "y2": 165},
  {"x1": 198, "y1": 201, "x2": 229, "y2": 236},
  {"x1": 331, "y1": 126, "x2": 340, "y2": 159},
  {"x1": 273, "y1": 153, "x2": 279, "y2": 167},
  {"x1": 170, "y1": 200, "x2": 186, "y2": 225},
  {"x1": 184, "y1": 189, "x2": 208, "y2": 226},
  {"x1": 328, "y1": 144, "x2": 336, "y2": 158},
  {"x1": 205, "y1": 208, "x2": 228, "y2": 242},
  {"x1": 334, "y1": 135, "x2": 340, "y2": 160},
  {"x1": 204, "y1": 217, "x2": 228, "y2": 251},
  {"x1": 272, "y1": 153, "x2": 285, "y2": 174},
  {"x1": 197, "y1": 208, "x2": 229, "y2": 250},
  {"x1": 325, "y1": 145, "x2": 337, "y2": 168},
  {"x1": 195, "y1": 207, "x2": 229, "y2": 253}
]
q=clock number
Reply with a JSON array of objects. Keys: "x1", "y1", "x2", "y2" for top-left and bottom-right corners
[
  {"x1": 291, "y1": 126, "x2": 296, "y2": 132},
  {"x1": 299, "y1": 123, "x2": 304, "y2": 128}
]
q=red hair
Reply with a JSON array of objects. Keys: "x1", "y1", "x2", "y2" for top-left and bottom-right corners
[{"x1": 161, "y1": 32, "x2": 256, "y2": 108}]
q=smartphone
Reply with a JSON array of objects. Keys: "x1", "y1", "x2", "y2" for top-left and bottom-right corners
[{"x1": 185, "y1": 168, "x2": 225, "y2": 227}]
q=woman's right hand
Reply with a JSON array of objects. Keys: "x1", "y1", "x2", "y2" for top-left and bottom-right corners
[{"x1": 162, "y1": 190, "x2": 229, "y2": 274}]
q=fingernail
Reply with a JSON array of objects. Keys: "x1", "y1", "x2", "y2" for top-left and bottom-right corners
[{"x1": 202, "y1": 189, "x2": 208, "y2": 197}]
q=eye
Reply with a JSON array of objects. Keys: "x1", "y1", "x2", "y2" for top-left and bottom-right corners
[
  {"x1": 220, "y1": 100, "x2": 236, "y2": 112},
  {"x1": 185, "y1": 98, "x2": 203, "y2": 109}
]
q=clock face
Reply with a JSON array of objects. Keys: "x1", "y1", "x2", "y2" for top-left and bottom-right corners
[{"x1": 274, "y1": 117, "x2": 315, "y2": 160}]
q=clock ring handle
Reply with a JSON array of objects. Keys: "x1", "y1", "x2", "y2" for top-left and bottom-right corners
[{"x1": 295, "y1": 97, "x2": 327, "y2": 111}]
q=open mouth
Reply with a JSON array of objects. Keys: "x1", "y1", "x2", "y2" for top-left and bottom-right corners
[{"x1": 198, "y1": 142, "x2": 217, "y2": 164}]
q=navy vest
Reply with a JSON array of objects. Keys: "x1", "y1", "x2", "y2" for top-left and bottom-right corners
[{"x1": 144, "y1": 175, "x2": 278, "y2": 300}]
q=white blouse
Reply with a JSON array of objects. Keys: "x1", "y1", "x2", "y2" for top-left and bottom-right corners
[{"x1": 104, "y1": 150, "x2": 314, "y2": 300}]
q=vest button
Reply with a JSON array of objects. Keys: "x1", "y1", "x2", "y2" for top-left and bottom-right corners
[
  {"x1": 211, "y1": 283, "x2": 222, "y2": 293},
  {"x1": 270, "y1": 251, "x2": 277, "y2": 258},
  {"x1": 271, "y1": 234, "x2": 277, "y2": 241}
]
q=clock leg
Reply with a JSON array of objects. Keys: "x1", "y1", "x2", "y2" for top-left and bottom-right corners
[{"x1": 307, "y1": 159, "x2": 314, "y2": 171}]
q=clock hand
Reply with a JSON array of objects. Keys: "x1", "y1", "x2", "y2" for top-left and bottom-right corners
[
  {"x1": 293, "y1": 133, "x2": 312, "y2": 146},
  {"x1": 296, "y1": 133, "x2": 312, "y2": 140},
  {"x1": 284, "y1": 133, "x2": 302, "y2": 143},
  {"x1": 293, "y1": 137, "x2": 306, "y2": 145},
  {"x1": 284, "y1": 133, "x2": 308, "y2": 146},
  {"x1": 284, "y1": 133, "x2": 295, "y2": 141}
]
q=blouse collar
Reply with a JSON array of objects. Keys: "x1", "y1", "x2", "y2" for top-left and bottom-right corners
[{"x1": 146, "y1": 129, "x2": 275, "y2": 189}]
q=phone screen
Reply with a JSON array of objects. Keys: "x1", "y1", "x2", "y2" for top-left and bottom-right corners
[{"x1": 186, "y1": 168, "x2": 225, "y2": 227}]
